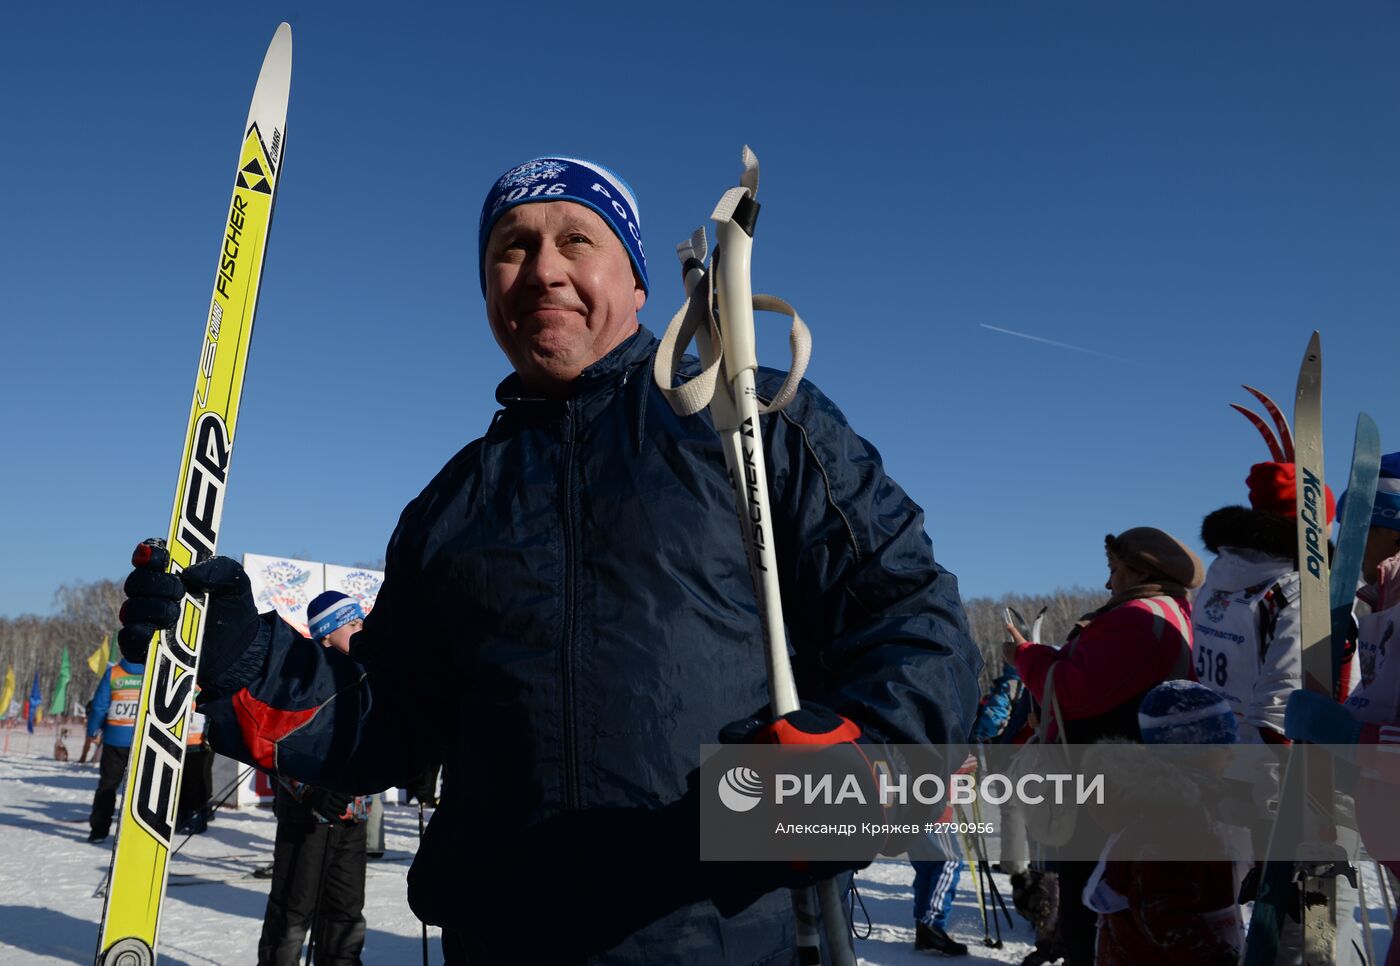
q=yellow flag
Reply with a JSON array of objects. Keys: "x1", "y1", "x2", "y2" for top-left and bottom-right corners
[
  {"x1": 87, "y1": 635, "x2": 111, "y2": 675},
  {"x1": 0, "y1": 666, "x2": 13, "y2": 717}
]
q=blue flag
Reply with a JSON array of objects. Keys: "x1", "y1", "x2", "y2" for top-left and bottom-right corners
[{"x1": 26, "y1": 671, "x2": 41, "y2": 733}]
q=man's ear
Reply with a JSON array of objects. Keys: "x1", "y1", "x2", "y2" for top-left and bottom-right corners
[{"x1": 634, "y1": 284, "x2": 646, "y2": 313}]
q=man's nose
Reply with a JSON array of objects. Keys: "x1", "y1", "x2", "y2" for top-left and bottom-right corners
[{"x1": 522, "y1": 244, "x2": 567, "y2": 287}]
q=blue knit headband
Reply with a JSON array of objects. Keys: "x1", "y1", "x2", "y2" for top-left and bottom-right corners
[
  {"x1": 307, "y1": 592, "x2": 365, "y2": 641},
  {"x1": 1373, "y1": 478, "x2": 1400, "y2": 532},
  {"x1": 1341, "y1": 452, "x2": 1400, "y2": 533},
  {"x1": 477, "y1": 156, "x2": 648, "y2": 295}
]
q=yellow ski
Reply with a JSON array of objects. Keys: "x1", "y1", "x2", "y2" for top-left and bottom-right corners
[{"x1": 96, "y1": 23, "x2": 291, "y2": 966}]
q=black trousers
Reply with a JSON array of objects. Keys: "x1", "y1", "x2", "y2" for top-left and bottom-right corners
[
  {"x1": 177, "y1": 743, "x2": 214, "y2": 823},
  {"x1": 405, "y1": 761, "x2": 441, "y2": 806},
  {"x1": 1050, "y1": 859, "x2": 1098, "y2": 966},
  {"x1": 89, "y1": 744, "x2": 130, "y2": 835},
  {"x1": 258, "y1": 819, "x2": 367, "y2": 966}
]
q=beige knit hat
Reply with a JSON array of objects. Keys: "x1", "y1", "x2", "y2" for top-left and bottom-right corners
[{"x1": 1105, "y1": 527, "x2": 1204, "y2": 589}]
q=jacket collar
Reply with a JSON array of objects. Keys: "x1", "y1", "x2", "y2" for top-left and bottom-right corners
[{"x1": 494, "y1": 325, "x2": 658, "y2": 409}]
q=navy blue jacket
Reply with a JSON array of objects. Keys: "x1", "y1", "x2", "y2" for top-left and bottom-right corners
[{"x1": 200, "y1": 327, "x2": 980, "y2": 965}]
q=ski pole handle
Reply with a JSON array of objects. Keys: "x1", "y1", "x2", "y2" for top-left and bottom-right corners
[
  {"x1": 713, "y1": 198, "x2": 760, "y2": 376},
  {"x1": 709, "y1": 145, "x2": 762, "y2": 378}
]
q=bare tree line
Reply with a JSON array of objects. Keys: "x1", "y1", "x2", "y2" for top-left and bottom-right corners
[
  {"x1": 3, "y1": 575, "x2": 1109, "y2": 711},
  {"x1": 0, "y1": 578, "x2": 124, "y2": 714}
]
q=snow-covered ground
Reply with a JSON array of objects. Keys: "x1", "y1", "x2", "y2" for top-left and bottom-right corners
[
  {"x1": 0, "y1": 745, "x2": 1391, "y2": 964},
  {"x1": 0, "y1": 748, "x2": 445, "y2": 965}
]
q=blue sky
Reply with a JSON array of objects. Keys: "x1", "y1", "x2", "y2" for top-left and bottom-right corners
[{"x1": 3, "y1": 3, "x2": 1400, "y2": 616}]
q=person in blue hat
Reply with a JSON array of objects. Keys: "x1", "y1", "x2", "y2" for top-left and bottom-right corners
[
  {"x1": 115, "y1": 156, "x2": 982, "y2": 965},
  {"x1": 1358, "y1": 453, "x2": 1400, "y2": 590},
  {"x1": 1079, "y1": 681, "x2": 1246, "y2": 966},
  {"x1": 306, "y1": 590, "x2": 366, "y2": 656},
  {"x1": 255, "y1": 591, "x2": 374, "y2": 966}
]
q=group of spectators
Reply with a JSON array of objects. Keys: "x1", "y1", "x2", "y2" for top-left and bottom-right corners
[{"x1": 957, "y1": 451, "x2": 1400, "y2": 965}]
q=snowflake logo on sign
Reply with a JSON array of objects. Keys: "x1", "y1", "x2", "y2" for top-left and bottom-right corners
[
  {"x1": 497, "y1": 160, "x2": 569, "y2": 190},
  {"x1": 339, "y1": 570, "x2": 383, "y2": 614},
  {"x1": 256, "y1": 560, "x2": 312, "y2": 616}
]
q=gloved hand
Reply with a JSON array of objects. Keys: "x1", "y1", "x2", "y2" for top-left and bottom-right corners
[
  {"x1": 721, "y1": 703, "x2": 865, "y2": 745},
  {"x1": 117, "y1": 542, "x2": 261, "y2": 686},
  {"x1": 709, "y1": 705, "x2": 917, "y2": 916},
  {"x1": 180, "y1": 556, "x2": 261, "y2": 686},
  {"x1": 733, "y1": 705, "x2": 910, "y2": 837},
  {"x1": 117, "y1": 540, "x2": 186, "y2": 663},
  {"x1": 721, "y1": 704, "x2": 917, "y2": 814},
  {"x1": 300, "y1": 786, "x2": 357, "y2": 825},
  {"x1": 729, "y1": 704, "x2": 892, "y2": 812},
  {"x1": 1285, "y1": 690, "x2": 1363, "y2": 761}
]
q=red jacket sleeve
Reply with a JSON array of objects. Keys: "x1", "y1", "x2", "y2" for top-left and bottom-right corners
[{"x1": 1015, "y1": 598, "x2": 1194, "y2": 725}]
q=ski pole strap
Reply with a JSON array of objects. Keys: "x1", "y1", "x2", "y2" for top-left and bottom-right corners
[
  {"x1": 711, "y1": 145, "x2": 760, "y2": 224},
  {"x1": 653, "y1": 145, "x2": 810, "y2": 418},
  {"x1": 654, "y1": 284, "x2": 724, "y2": 417},
  {"x1": 1039, "y1": 663, "x2": 1070, "y2": 747},
  {"x1": 654, "y1": 229, "x2": 721, "y2": 417},
  {"x1": 653, "y1": 285, "x2": 812, "y2": 418},
  {"x1": 712, "y1": 184, "x2": 755, "y2": 227},
  {"x1": 751, "y1": 294, "x2": 810, "y2": 413}
]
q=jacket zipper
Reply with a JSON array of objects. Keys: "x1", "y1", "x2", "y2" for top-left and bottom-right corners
[{"x1": 561, "y1": 401, "x2": 580, "y2": 811}]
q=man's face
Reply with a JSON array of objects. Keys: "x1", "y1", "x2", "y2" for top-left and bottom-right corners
[
  {"x1": 322, "y1": 618, "x2": 362, "y2": 655},
  {"x1": 484, "y1": 201, "x2": 645, "y2": 396}
]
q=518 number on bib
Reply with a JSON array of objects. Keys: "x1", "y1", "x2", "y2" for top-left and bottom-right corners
[{"x1": 1195, "y1": 646, "x2": 1229, "y2": 688}]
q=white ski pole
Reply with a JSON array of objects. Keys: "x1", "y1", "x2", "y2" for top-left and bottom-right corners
[
  {"x1": 1358, "y1": 861, "x2": 1378, "y2": 966},
  {"x1": 656, "y1": 147, "x2": 848, "y2": 966},
  {"x1": 1377, "y1": 859, "x2": 1394, "y2": 925},
  {"x1": 714, "y1": 156, "x2": 851, "y2": 966}
]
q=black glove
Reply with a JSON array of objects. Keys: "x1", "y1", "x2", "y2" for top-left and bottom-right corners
[
  {"x1": 300, "y1": 787, "x2": 356, "y2": 825},
  {"x1": 179, "y1": 556, "x2": 261, "y2": 687},
  {"x1": 711, "y1": 704, "x2": 908, "y2": 915},
  {"x1": 719, "y1": 705, "x2": 893, "y2": 822},
  {"x1": 117, "y1": 542, "x2": 260, "y2": 686},
  {"x1": 721, "y1": 704, "x2": 868, "y2": 747},
  {"x1": 116, "y1": 540, "x2": 184, "y2": 664}
]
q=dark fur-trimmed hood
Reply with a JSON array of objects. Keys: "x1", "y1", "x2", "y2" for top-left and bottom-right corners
[{"x1": 1200, "y1": 505, "x2": 1297, "y2": 562}]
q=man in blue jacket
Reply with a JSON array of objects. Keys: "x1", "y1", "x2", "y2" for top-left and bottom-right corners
[
  {"x1": 86, "y1": 657, "x2": 144, "y2": 842},
  {"x1": 117, "y1": 156, "x2": 981, "y2": 964}
]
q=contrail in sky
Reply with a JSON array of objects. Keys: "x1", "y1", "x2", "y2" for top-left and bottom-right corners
[{"x1": 978, "y1": 323, "x2": 1133, "y2": 363}]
